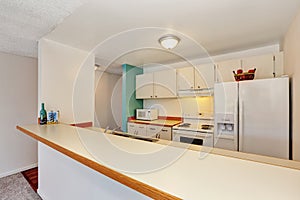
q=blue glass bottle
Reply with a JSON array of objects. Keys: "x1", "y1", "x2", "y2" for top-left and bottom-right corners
[{"x1": 40, "y1": 103, "x2": 47, "y2": 125}]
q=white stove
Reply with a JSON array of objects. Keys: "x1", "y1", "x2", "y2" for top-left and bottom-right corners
[{"x1": 172, "y1": 116, "x2": 214, "y2": 146}]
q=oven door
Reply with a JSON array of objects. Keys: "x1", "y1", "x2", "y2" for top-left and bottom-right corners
[{"x1": 173, "y1": 130, "x2": 213, "y2": 147}]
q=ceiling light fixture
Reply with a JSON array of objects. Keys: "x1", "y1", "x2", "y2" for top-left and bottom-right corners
[{"x1": 158, "y1": 35, "x2": 180, "y2": 50}]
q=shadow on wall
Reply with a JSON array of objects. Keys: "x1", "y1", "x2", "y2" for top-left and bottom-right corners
[{"x1": 94, "y1": 70, "x2": 122, "y2": 129}]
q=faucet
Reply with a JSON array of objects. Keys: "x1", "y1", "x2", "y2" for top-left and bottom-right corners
[
  {"x1": 104, "y1": 126, "x2": 109, "y2": 133},
  {"x1": 111, "y1": 126, "x2": 122, "y2": 134}
]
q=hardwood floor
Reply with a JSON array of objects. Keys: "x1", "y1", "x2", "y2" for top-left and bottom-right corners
[{"x1": 21, "y1": 167, "x2": 38, "y2": 192}]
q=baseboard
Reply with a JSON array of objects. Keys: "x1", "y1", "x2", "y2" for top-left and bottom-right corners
[{"x1": 0, "y1": 163, "x2": 38, "y2": 178}]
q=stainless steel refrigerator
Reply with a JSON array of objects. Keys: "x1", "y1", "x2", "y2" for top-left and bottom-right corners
[{"x1": 214, "y1": 77, "x2": 289, "y2": 159}]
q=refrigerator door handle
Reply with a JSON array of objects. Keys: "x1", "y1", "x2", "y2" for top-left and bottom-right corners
[{"x1": 239, "y1": 100, "x2": 244, "y2": 152}]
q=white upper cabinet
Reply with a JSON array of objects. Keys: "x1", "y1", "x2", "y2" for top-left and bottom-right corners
[
  {"x1": 136, "y1": 69, "x2": 176, "y2": 99},
  {"x1": 241, "y1": 54, "x2": 274, "y2": 79},
  {"x1": 195, "y1": 63, "x2": 215, "y2": 89},
  {"x1": 216, "y1": 59, "x2": 241, "y2": 82},
  {"x1": 176, "y1": 67, "x2": 195, "y2": 90},
  {"x1": 177, "y1": 64, "x2": 215, "y2": 91},
  {"x1": 153, "y1": 69, "x2": 177, "y2": 98},
  {"x1": 136, "y1": 73, "x2": 154, "y2": 99},
  {"x1": 216, "y1": 52, "x2": 285, "y2": 82}
]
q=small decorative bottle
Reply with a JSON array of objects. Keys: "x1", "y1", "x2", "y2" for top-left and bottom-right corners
[{"x1": 40, "y1": 103, "x2": 47, "y2": 125}]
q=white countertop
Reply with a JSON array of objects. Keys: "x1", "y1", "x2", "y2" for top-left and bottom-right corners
[{"x1": 18, "y1": 124, "x2": 300, "y2": 200}]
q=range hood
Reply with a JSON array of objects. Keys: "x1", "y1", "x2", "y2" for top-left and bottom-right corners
[{"x1": 177, "y1": 88, "x2": 214, "y2": 97}]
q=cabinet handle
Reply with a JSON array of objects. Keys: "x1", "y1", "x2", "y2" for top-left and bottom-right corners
[
  {"x1": 198, "y1": 86, "x2": 200, "y2": 89},
  {"x1": 150, "y1": 128, "x2": 156, "y2": 130},
  {"x1": 162, "y1": 129, "x2": 168, "y2": 132},
  {"x1": 150, "y1": 96, "x2": 153, "y2": 98},
  {"x1": 155, "y1": 95, "x2": 157, "y2": 98},
  {"x1": 191, "y1": 86, "x2": 194, "y2": 89}
]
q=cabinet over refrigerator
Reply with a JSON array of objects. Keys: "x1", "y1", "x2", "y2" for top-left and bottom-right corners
[{"x1": 214, "y1": 77, "x2": 290, "y2": 159}]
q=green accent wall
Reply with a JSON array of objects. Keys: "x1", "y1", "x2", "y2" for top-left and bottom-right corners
[{"x1": 122, "y1": 64, "x2": 143, "y2": 132}]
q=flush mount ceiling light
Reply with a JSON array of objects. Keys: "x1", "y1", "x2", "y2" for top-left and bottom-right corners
[{"x1": 158, "y1": 35, "x2": 180, "y2": 50}]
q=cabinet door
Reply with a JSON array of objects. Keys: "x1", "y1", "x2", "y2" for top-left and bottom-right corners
[
  {"x1": 177, "y1": 67, "x2": 195, "y2": 90},
  {"x1": 136, "y1": 73, "x2": 153, "y2": 99},
  {"x1": 158, "y1": 127, "x2": 172, "y2": 140},
  {"x1": 242, "y1": 54, "x2": 274, "y2": 79},
  {"x1": 146, "y1": 125, "x2": 162, "y2": 138},
  {"x1": 136, "y1": 124, "x2": 147, "y2": 136},
  {"x1": 153, "y1": 69, "x2": 176, "y2": 98},
  {"x1": 127, "y1": 123, "x2": 136, "y2": 134},
  {"x1": 195, "y1": 63, "x2": 215, "y2": 89},
  {"x1": 216, "y1": 59, "x2": 241, "y2": 82},
  {"x1": 274, "y1": 52, "x2": 284, "y2": 77},
  {"x1": 147, "y1": 125, "x2": 172, "y2": 140}
]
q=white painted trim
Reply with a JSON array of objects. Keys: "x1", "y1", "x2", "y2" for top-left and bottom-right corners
[
  {"x1": 143, "y1": 44, "x2": 281, "y2": 72},
  {"x1": 0, "y1": 163, "x2": 38, "y2": 178}
]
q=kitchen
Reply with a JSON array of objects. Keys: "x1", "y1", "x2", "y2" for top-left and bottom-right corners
[
  {"x1": 2, "y1": 0, "x2": 300, "y2": 199},
  {"x1": 95, "y1": 46, "x2": 288, "y2": 159}
]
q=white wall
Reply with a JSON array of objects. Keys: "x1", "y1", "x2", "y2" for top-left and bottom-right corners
[
  {"x1": 144, "y1": 97, "x2": 213, "y2": 117},
  {"x1": 38, "y1": 142, "x2": 149, "y2": 200},
  {"x1": 94, "y1": 71, "x2": 122, "y2": 129},
  {"x1": 0, "y1": 52, "x2": 38, "y2": 178},
  {"x1": 39, "y1": 39, "x2": 95, "y2": 124},
  {"x1": 283, "y1": 9, "x2": 300, "y2": 161}
]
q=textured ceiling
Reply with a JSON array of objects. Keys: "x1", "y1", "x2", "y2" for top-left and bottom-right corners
[
  {"x1": 0, "y1": 0, "x2": 87, "y2": 58},
  {"x1": 44, "y1": 0, "x2": 300, "y2": 67}
]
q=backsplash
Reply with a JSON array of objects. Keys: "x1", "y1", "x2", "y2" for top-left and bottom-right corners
[{"x1": 143, "y1": 96, "x2": 213, "y2": 117}]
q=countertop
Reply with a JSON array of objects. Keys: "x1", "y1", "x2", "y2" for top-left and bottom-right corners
[{"x1": 17, "y1": 124, "x2": 300, "y2": 200}]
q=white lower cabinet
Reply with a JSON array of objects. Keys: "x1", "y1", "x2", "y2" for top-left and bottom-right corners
[
  {"x1": 127, "y1": 123, "x2": 147, "y2": 136},
  {"x1": 127, "y1": 123, "x2": 136, "y2": 134},
  {"x1": 127, "y1": 123, "x2": 172, "y2": 140},
  {"x1": 146, "y1": 125, "x2": 172, "y2": 140}
]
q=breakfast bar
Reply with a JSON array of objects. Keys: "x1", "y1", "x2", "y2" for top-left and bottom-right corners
[{"x1": 17, "y1": 124, "x2": 300, "y2": 200}]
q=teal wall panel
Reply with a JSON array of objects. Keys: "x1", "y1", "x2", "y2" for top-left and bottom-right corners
[{"x1": 122, "y1": 64, "x2": 143, "y2": 132}]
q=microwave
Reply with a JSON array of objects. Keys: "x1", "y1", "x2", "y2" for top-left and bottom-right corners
[{"x1": 136, "y1": 109, "x2": 158, "y2": 121}]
